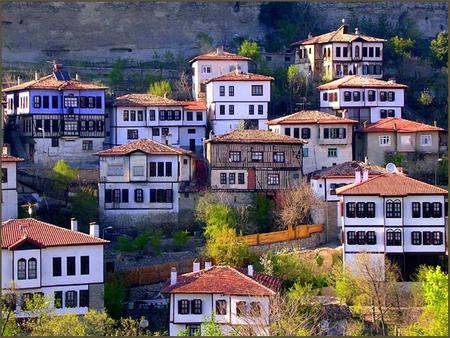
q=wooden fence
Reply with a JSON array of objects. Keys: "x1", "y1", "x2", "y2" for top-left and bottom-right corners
[{"x1": 239, "y1": 224, "x2": 324, "y2": 246}]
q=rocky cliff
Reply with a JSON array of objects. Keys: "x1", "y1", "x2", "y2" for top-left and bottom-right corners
[{"x1": 2, "y1": 1, "x2": 448, "y2": 64}]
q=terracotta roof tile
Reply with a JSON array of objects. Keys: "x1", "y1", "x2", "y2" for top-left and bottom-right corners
[
  {"x1": 114, "y1": 93, "x2": 183, "y2": 107},
  {"x1": 267, "y1": 110, "x2": 358, "y2": 125},
  {"x1": 357, "y1": 118, "x2": 444, "y2": 133},
  {"x1": 180, "y1": 101, "x2": 207, "y2": 110},
  {"x1": 204, "y1": 129, "x2": 306, "y2": 144},
  {"x1": 2, "y1": 155, "x2": 24, "y2": 162},
  {"x1": 311, "y1": 161, "x2": 387, "y2": 179},
  {"x1": 317, "y1": 75, "x2": 407, "y2": 90},
  {"x1": 97, "y1": 139, "x2": 193, "y2": 156},
  {"x1": 1, "y1": 218, "x2": 108, "y2": 249},
  {"x1": 205, "y1": 71, "x2": 273, "y2": 83},
  {"x1": 161, "y1": 266, "x2": 279, "y2": 296},
  {"x1": 3, "y1": 74, "x2": 108, "y2": 92},
  {"x1": 336, "y1": 173, "x2": 448, "y2": 197},
  {"x1": 189, "y1": 50, "x2": 251, "y2": 63}
]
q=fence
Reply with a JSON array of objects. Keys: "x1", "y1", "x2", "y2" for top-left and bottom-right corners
[{"x1": 239, "y1": 224, "x2": 324, "y2": 246}]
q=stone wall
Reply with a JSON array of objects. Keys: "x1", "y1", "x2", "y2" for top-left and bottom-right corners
[{"x1": 89, "y1": 283, "x2": 105, "y2": 311}]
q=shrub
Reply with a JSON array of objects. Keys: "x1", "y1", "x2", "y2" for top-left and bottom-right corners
[
  {"x1": 148, "y1": 80, "x2": 172, "y2": 98},
  {"x1": 149, "y1": 230, "x2": 162, "y2": 256},
  {"x1": 315, "y1": 254, "x2": 324, "y2": 267},
  {"x1": 172, "y1": 230, "x2": 189, "y2": 251}
]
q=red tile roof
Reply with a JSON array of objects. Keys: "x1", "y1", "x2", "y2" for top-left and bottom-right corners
[
  {"x1": 97, "y1": 139, "x2": 193, "y2": 156},
  {"x1": 311, "y1": 161, "x2": 386, "y2": 179},
  {"x1": 317, "y1": 75, "x2": 407, "y2": 90},
  {"x1": 180, "y1": 101, "x2": 207, "y2": 110},
  {"x1": 3, "y1": 74, "x2": 108, "y2": 92},
  {"x1": 1, "y1": 218, "x2": 108, "y2": 249},
  {"x1": 204, "y1": 129, "x2": 306, "y2": 144},
  {"x1": 357, "y1": 118, "x2": 444, "y2": 133},
  {"x1": 189, "y1": 50, "x2": 251, "y2": 63},
  {"x1": 161, "y1": 266, "x2": 279, "y2": 296},
  {"x1": 2, "y1": 155, "x2": 24, "y2": 162},
  {"x1": 336, "y1": 173, "x2": 448, "y2": 197},
  {"x1": 267, "y1": 110, "x2": 357, "y2": 125},
  {"x1": 205, "y1": 71, "x2": 273, "y2": 83},
  {"x1": 114, "y1": 93, "x2": 183, "y2": 107}
]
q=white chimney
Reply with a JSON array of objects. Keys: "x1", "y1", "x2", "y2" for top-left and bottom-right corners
[
  {"x1": 247, "y1": 265, "x2": 254, "y2": 277},
  {"x1": 166, "y1": 134, "x2": 173, "y2": 146},
  {"x1": 216, "y1": 45, "x2": 224, "y2": 55},
  {"x1": 388, "y1": 77, "x2": 396, "y2": 84},
  {"x1": 17, "y1": 76, "x2": 21, "y2": 85},
  {"x1": 364, "y1": 156, "x2": 369, "y2": 164},
  {"x1": 34, "y1": 72, "x2": 39, "y2": 81},
  {"x1": 193, "y1": 260, "x2": 200, "y2": 272},
  {"x1": 75, "y1": 73, "x2": 79, "y2": 81},
  {"x1": 307, "y1": 32, "x2": 312, "y2": 39},
  {"x1": 89, "y1": 222, "x2": 99, "y2": 237},
  {"x1": 170, "y1": 267, "x2": 177, "y2": 286},
  {"x1": 70, "y1": 218, "x2": 78, "y2": 232},
  {"x1": 355, "y1": 170, "x2": 362, "y2": 184},
  {"x1": 362, "y1": 168, "x2": 369, "y2": 182},
  {"x1": 204, "y1": 260, "x2": 212, "y2": 269},
  {"x1": 355, "y1": 27, "x2": 360, "y2": 35}
]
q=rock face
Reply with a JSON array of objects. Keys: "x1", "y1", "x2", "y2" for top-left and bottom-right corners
[{"x1": 2, "y1": 1, "x2": 448, "y2": 63}]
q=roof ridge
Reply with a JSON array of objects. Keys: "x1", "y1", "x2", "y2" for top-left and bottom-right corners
[{"x1": 228, "y1": 266, "x2": 276, "y2": 294}]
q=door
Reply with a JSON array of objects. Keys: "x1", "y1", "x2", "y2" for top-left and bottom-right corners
[{"x1": 189, "y1": 139, "x2": 196, "y2": 152}]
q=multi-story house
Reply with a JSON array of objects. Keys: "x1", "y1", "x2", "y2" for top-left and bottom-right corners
[
  {"x1": 97, "y1": 139, "x2": 195, "y2": 226},
  {"x1": 336, "y1": 171, "x2": 447, "y2": 280},
  {"x1": 189, "y1": 46, "x2": 251, "y2": 101},
  {"x1": 291, "y1": 21, "x2": 386, "y2": 80},
  {"x1": 1, "y1": 218, "x2": 108, "y2": 317},
  {"x1": 110, "y1": 93, "x2": 207, "y2": 156},
  {"x1": 268, "y1": 110, "x2": 357, "y2": 174},
  {"x1": 2, "y1": 145, "x2": 23, "y2": 221},
  {"x1": 317, "y1": 75, "x2": 407, "y2": 124},
  {"x1": 354, "y1": 117, "x2": 445, "y2": 165},
  {"x1": 161, "y1": 263, "x2": 281, "y2": 336},
  {"x1": 205, "y1": 68, "x2": 273, "y2": 135},
  {"x1": 3, "y1": 63, "x2": 107, "y2": 167},
  {"x1": 204, "y1": 130, "x2": 304, "y2": 194}
]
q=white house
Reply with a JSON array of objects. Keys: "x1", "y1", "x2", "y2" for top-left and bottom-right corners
[
  {"x1": 268, "y1": 110, "x2": 357, "y2": 174},
  {"x1": 110, "y1": 93, "x2": 207, "y2": 157},
  {"x1": 205, "y1": 68, "x2": 273, "y2": 135},
  {"x1": 1, "y1": 218, "x2": 108, "y2": 317},
  {"x1": 161, "y1": 263, "x2": 281, "y2": 336},
  {"x1": 336, "y1": 171, "x2": 447, "y2": 280},
  {"x1": 96, "y1": 139, "x2": 195, "y2": 227},
  {"x1": 3, "y1": 63, "x2": 107, "y2": 167},
  {"x1": 291, "y1": 21, "x2": 386, "y2": 80},
  {"x1": 317, "y1": 75, "x2": 407, "y2": 124},
  {"x1": 189, "y1": 46, "x2": 251, "y2": 101},
  {"x1": 2, "y1": 145, "x2": 23, "y2": 221}
]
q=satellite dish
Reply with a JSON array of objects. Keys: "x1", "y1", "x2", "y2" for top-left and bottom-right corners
[{"x1": 385, "y1": 162, "x2": 397, "y2": 173}]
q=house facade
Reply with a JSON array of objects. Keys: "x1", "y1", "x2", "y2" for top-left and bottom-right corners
[
  {"x1": 336, "y1": 172, "x2": 447, "y2": 280},
  {"x1": 317, "y1": 75, "x2": 407, "y2": 124},
  {"x1": 204, "y1": 130, "x2": 304, "y2": 193},
  {"x1": 354, "y1": 117, "x2": 444, "y2": 165},
  {"x1": 205, "y1": 69, "x2": 273, "y2": 135},
  {"x1": 1, "y1": 218, "x2": 108, "y2": 317},
  {"x1": 110, "y1": 94, "x2": 207, "y2": 157},
  {"x1": 161, "y1": 264, "x2": 281, "y2": 336},
  {"x1": 291, "y1": 22, "x2": 385, "y2": 81},
  {"x1": 189, "y1": 46, "x2": 251, "y2": 101},
  {"x1": 2, "y1": 145, "x2": 23, "y2": 221},
  {"x1": 3, "y1": 64, "x2": 107, "y2": 167},
  {"x1": 97, "y1": 139, "x2": 195, "y2": 227},
  {"x1": 268, "y1": 110, "x2": 357, "y2": 174}
]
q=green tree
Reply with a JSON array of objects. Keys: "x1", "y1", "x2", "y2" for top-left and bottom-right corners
[
  {"x1": 104, "y1": 273, "x2": 128, "y2": 319},
  {"x1": 238, "y1": 40, "x2": 260, "y2": 64},
  {"x1": 418, "y1": 89, "x2": 433, "y2": 106},
  {"x1": 250, "y1": 193, "x2": 274, "y2": 232},
  {"x1": 197, "y1": 32, "x2": 213, "y2": 53},
  {"x1": 70, "y1": 186, "x2": 98, "y2": 229},
  {"x1": 430, "y1": 32, "x2": 448, "y2": 68},
  {"x1": 172, "y1": 230, "x2": 189, "y2": 251},
  {"x1": 1, "y1": 301, "x2": 21, "y2": 336},
  {"x1": 148, "y1": 80, "x2": 172, "y2": 98},
  {"x1": 108, "y1": 59, "x2": 125, "y2": 90},
  {"x1": 51, "y1": 159, "x2": 78, "y2": 205},
  {"x1": 203, "y1": 203, "x2": 239, "y2": 238}
]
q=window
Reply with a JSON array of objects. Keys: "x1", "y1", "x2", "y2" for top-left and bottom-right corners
[
  {"x1": 303, "y1": 148, "x2": 309, "y2": 157},
  {"x1": 113, "y1": 189, "x2": 121, "y2": 203},
  {"x1": 64, "y1": 95, "x2": 78, "y2": 108},
  {"x1": 79, "y1": 290, "x2": 89, "y2": 307},
  {"x1": 368, "y1": 90, "x2": 375, "y2": 101},
  {"x1": 178, "y1": 299, "x2": 189, "y2": 314},
  {"x1": 43, "y1": 96, "x2": 49, "y2": 109},
  {"x1": 54, "y1": 291, "x2": 63, "y2": 308},
  {"x1": 236, "y1": 301, "x2": 247, "y2": 317},
  {"x1": 387, "y1": 230, "x2": 402, "y2": 246},
  {"x1": 229, "y1": 151, "x2": 241, "y2": 162},
  {"x1": 328, "y1": 148, "x2": 337, "y2": 157},
  {"x1": 188, "y1": 325, "x2": 200, "y2": 336},
  {"x1": 369, "y1": 47, "x2": 374, "y2": 57},
  {"x1": 362, "y1": 46, "x2": 368, "y2": 57},
  {"x1": 17, "y1": 259, "x2": 26, "y2": 280},
  {"x1": 238, "y1": 173, "x2": 245, "y2": 184},
  {"x1": 104, "y1": 189, "x2": 112, "y2": 203},
  {"x1": 216, "y1": 300, "x2": 227, "y2": 315},
  {"x1": 229, "y1": 105, "x2": 234, "y2": 115},
  {"x1": 258, "y1": 105, "x2": 264, "y2": 115},
  {"x1": 284, "y1": 127, "x2": 291, "y2": 136},
  {"x1": 82, "y1": 140, "x2": 93, "y2": 151},
  {"x1": 246, "y1": 104, "x2": 255, "y2": 115},
  {"x1": 366, "y1": 202, "x2": 375, "y2": 218},
  {"x1": 412, "y1": 202, "x2": 421, "y2": 218},
  {"x1": 137, "y1": 110, "x2": 144, "y2": 121},
  {"x1": 357, "y1": 231, "x2": 366, "y2": 245},
  {"x1": 432, "y1": 202, "x2": 442, "y2": 218},
  {"x1": 389, "y1": 110, "x2": 398, "y2": 118},
  {"x1": 2, "y1": 168, "x2": 7, "y2": 183},
  {"x1": 88, "y1": 96, "x2": 95, "y2": 108},
  {"x1": 323, "y1": 92, "x2": 328, "y2": 101},
  {"x1": 411, "y1": 231, "x2": 422, "y2": 245},
  {"x1": 134, "y1": 189, "x2": 144, "y2": 203},
  {"x1": 219, "y1": 86, "x2": 225, "y2": 96},
  {"x1": 433, "y1": 231, "x2": 443, "y2": 245},
  {"x1": 356, "y1": 202, "x2": 366, "y2": 218},
  {"x1": 133, "y1": 166, "x2": 144, "y2": 177},
  {"x1": 251, "y1": 152, "x2": 263, "y2": 162},
  {"x1": 49, "y1": 137, "x2": 59, "y2": 148},
  {"x1": 379, "y1": 91, "x2": 387, "y2": 102},
  {"x1": 380, "y1": 110, "x2": 387, "y2": 119},
  {"x1": 152, "y1": 128, "x2": 160, "y2": 137},
  {"x1": 52, "y1": 96, "x2": 59, "y2": 108},
  {"x1": 294, "y1": 128, "x2": 300, "y2": 138},
  {"x1": 127, "y1": 129, "x2": 138, "y2": 140},
  {"x1": 53, "y1": 257, "x2": 62, "y2": 276},
  {"x1": 423, "y1": 231, "x2": 432, "y2": 245},
  {"x1": 229, "y1": 86, "x2": 234, "y2": 96},
  {"x1": 355, "y1": 46, "x2": 360, "y2": 58},
  {"x1": 157, "y1": 162, "x2": 165, "y2": 177},
  {"x1": 324, "y1": 128, "x2": 346, "y2": 139},
  {"x1": 344, "y1": 91, "x2": 351, "y2": 101},
  {"x1": 196, "y1": 111, "x2": 202, "y2": 121},
  {"x1": 67, "y1": 257, "x2": 76, "y2": 276},
  {"x1": 81, "y1": 256, "x2": 89, "y2": 275},
  {"x1": 33, "y1": 96, "x2": 41, "y2": 108},
  {"x1": 353, "y1": 91, "x2": 361, "y2": 101},
  {"x1": 220, "y1": 173, "x2": 227, "y2": 184},
  {"x1": 202, "y1": 65, "x2": 211, "y2": 73},
  {"x1": 423, "y1": 202, "x2": 432, "y2": 218},
  {"x1": 346, "y1": 202, "x2": 356, "y2": 218},
  {"x1": 187, "y1": 128, "x2": 196, "y2": 134},
  {"x1": 229, "y1": 173, "x2": 236, "y2": 184},
  {"x1": 366, "y1": 231, "x2": 377, "y2": 245},
  {"x1": 186, "y1": 111, "x2": 193, "y2": 121},
  {"x1": 379, "y1": 135, "x2": 390, "y2": 146},
  {"x1": 250, "y1": 302, "x2": 262, "y2": 317},
  {"x1": 95, "y1": 97, "x2": 102, "y2": 109},
  {"x1": 148, "y1": 110, "x2": 155, "y2": 121},
  {"x1": 191, "y1": 299, "x2": 202, "y2": 314},
  {"x1": 65, "y1": 291, "x2": 77, "y2": 308},
  {"x1": 28, "y1": 258, "x2": 37, "y2": 279},
  {"x1": 301, "y1": 128, "x2": 311, "y2": 139},
  {"x1": 251, "y1": 85, "x2": 263, "y2": 96},
  {"x1": 159, "y1": 110, "x2": 166, "y2": 121},
  {"x1": 219, "y1": 105, "x2": 225, "y2": 115},
  {"x1": 166, "y1": 162, "x2": 172, "y2": 176},
  {"x1": 347, "y1": 231, "x2": 356, "y2": 244},
  {"x1": 268, "y1": 174, "x2": 280, "y2": 185},
  {"x1": 343, "y1": 47, "x2": 348, "y2": 57},
  {"x1": 273, "y1": 152, "x2": 285, "y2": 163},
  {"x1": 386, "y1": 199, "x2": 401, "y2": 218},
  {"x1": 80, "y1": 96, "x2": 87, "y2": 108},
  {"x1": 387, "y1": 91, "x2": 395, "y2": 102},
  {"x1": 420, "y1": 135, "x2": 432, "y2": 146},
  {"x1": 336, "y1": 47, "x2": 341, "y2": 57},
  {"x1": 107, "y1": 165, "x2": 124, "y2": 176}
]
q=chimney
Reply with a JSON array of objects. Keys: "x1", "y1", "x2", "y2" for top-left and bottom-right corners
[
  {"x1": 89, "y1": 222, "x2": 99, "y2": 237},
  {"x1": 388, "y1": 77, "x2": 396, "y2": 84},
  {"x1": 434, "y1": 121, "x2": 437, "y2": 127},
  {"x1": 247, "y1": 265, "x2": 254, "y2": 277},
  {"x1": 70, "y1": 218, "x2": 78, "y2": 232},
  {"x1": 204, "y1": 260, "x2": 212, "y2": 269},
  {"x1": 216, "y1": 45, "x2": 224, "y2": 55},
  {"x1": 341, "y1": 19, "x2": 349, "y2": 34},
  {"x1": 355, "y1": 27, "x2": 360, "y2": 35},
  {"x1": 166, "y1": 133, "x2": 172, "y2": 146},
  {"x1": 75, "y1": 73, "x2": 79, "y2": 81},
  {"x1": 17, "y1": 76, "x2": 21, "y2": 85},
  {"x1": 193, "y1": 260, "x2": 200, "y2": 272},
  {"x1": 307, "y1": 32, "x2": 312, "y2": 39},
  {"x1": 355, "y1": 170, "x2": 362, "y2": 184},
  {"x1": 235, "y1": 63, "x2": 242, "y2": 74},
  {"x1": 362, "y1": 168, "x2": 369, "y2": 182},
  {"x1": 34, "y1": 71, "x2": 39, "y2": 81},
  {"x1": 3, "y1": 144, "x2": 10, "y2": 156},
  {"x1": 363, "y1": 121, "x2": 368, "y2": 129},
  {"x1": 364, "y1": 156, "x2": 369, "y2": 164},
  {"x1": 163, "y1": 92, "x2": 167, "y2": 99},
  {"x1": 170, "y1": 267, "x2": 177, "y2": 286}
]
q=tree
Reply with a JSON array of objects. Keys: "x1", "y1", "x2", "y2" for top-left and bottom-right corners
[
  {"x1": 104, "y1": 273, "x2": 128, "y2": 319},
  {"x1": 238, "y1": 40, "x2": 260, "y2": 64},
  {"x1": 51, "y1": 159, "x2": 78, "y2": 205},
  {"x1": 70, "y1": 186, "x2": 98, "y2": 229},
  {"x1": 148, "y1": 80, "x2": 172, "y2": 98},
  {"x1": 249, "y1": 193, "x2": 274, "y2": 232},
  {"x1": 418, "y1": 89, "x2": 433, "y2": 106},
  {"x1": 173, "y1": 71, "x2": 192, "y2": 100},
  {"x1": 197, "y1": 32, "x2": 213, "y2": 53},
  {"x1": 430, "y1": 32, "x2": 448, "y2": 69},
  {"x1": 287, "y1": 65, "x2": 308, "y2": 112},
  {"x1": 108, "y1": 59, "x2": 125, "y2": 91}
]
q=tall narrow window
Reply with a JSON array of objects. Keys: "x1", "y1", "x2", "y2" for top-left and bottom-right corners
[
  {"x1": 236, "y1": 301, "x2": 247, "y2": 317},
  {"x1": 249, "y1": 105, "x2": 254, "y2": 115},
  {"x1": 67, "y1": 257, "x2": 76, "y2": 276},
  {"x1": 79, "y1": 290, "x2": 89, "y2": 307},
  {"x1": 412, "y1": 202, "x2": 421, "y2": 218},
  {"x1": 301, "y1": 128, "x2": 311, "y2": 139},
  {"x1": 191, "y1": 299, "x2": 202, "y2": 314},
  {"x1": 357, "y1": 231, "x2": 366, "y2": 245},
  {"x1": 53, "y1": 257, "x2": 62, "y2": 276},
  {"x1": 17, "y1": 259, "x2": 26, "y2": 280},
  {"x1": 54, "y1": 291, "x2": 63, "y2": 308},
  {"x1": 356, "y1": 202, "x2": 366, "y2": 218},
  {"x1": 432, "y1": 202, "x2": 442, "y2": 218},
  {"x1": 423, "y1": 231, "x2": 432, "y2": 245},
  {"x1": 65, "y1": 291, "x2": 77, "y2": 308},
  {"x1": 178, "y1": 299, "x2": 189, "y2": 314},
  {"x1": 134, "y1": 189, "x2": 144, "y2": 203},
  {"x1": 347, "y1": 231, "x2": 356, "y2": 244},
  {"x1": 216, "y1": 300, "x2": 227, "y2": 315},
  {"x1": 423, "y1": 202, "x2": 432, "y2": 218},
  {"x1": 366, "y1": 231, "x2": 377, "y2": 245},
  {"x1": 366, "y1": 202, "x2": 376, "y2": 218},
  {"x1": 433, "y1": 231, "x2": 443, "y2": 245},
  {"x1": 386, "y1": 199, "x2": 401, "y2": 218},
  {"x1": 229, "y1": 86, "x2": 234, "y2": 96},
  {"x1": 80, "y1": 256, "x2": 89, "y2": 275},
  {"x1": 28, "y1": 258, "x2": 37, "y2": 279},
  {"x1": 219, "y1": 86, "x2": 225, "y2": 96},
  {"x1": 411, "y1": 231, "x2": 422, "y2": 245},
  {"x1": 346, "y1": 202, "x2": 356, "y2": 218},
  {"x1": 165, "y1": 162, "x2": 172, "y2": 176}
]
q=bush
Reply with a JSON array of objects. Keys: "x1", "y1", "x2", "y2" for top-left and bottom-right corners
[
  {"x1": 172, "y1": 230, "x2": 189, "y2": 251},
  {"x1": 104, "y1": 273, "x2": 128, "y2": 319},
  {"x1": 149, "y1": 230, "x2": 162, "y2": 256}
]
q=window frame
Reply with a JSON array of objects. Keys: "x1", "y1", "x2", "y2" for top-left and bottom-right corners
[
  {"x1": 215, "y1": 299, "x2": 227, "y2": 315},
  {"x1": 251, "y1": 85, "x2": 263, "y2": 96},
  {"x1": 17, "y1": 258, "x2": 27, "y2": 280},
  {"x1": 273, "y1": 152, "x2": 285, "y2": 163},
  {"x1": 411, "y1": 231, "x2": 422, "y2": 245},
  {"x1": 28, "y1": 258, "x2": 37, "y2": 279},
  {"x1": 229, "y1": 151, "x2": 241, "y2": 162},
  {"x1": 267, "y1": 173, "x2": 280, "y2": 186}
]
